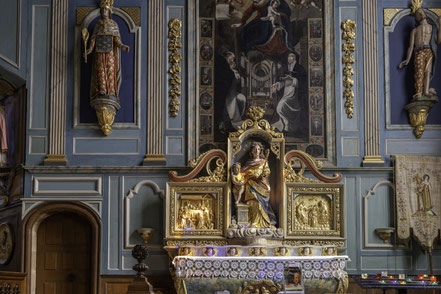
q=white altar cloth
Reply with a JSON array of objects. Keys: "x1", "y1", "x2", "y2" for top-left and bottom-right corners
[{"x1": 173, "y1": 255, "x2": 350, "y2": 281}]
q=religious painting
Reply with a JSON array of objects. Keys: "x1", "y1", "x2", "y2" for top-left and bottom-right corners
[
  {"x1": 198, "y1": 0, "x2": 329, "y2": 158},
  {"x1": 285, "y1": 183, "x2": 344, "y2": 240},
  {"x1": 395, "y1": 155, "x2": 441, "y2": 250},
  {"x1": 166, "y1": 183, "x2": 227, "y2": 238}
]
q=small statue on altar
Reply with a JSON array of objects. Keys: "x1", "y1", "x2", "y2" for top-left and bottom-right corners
[
  {"x1": 83, "y1": 0, "x2": 130, "y2": 135},
  {"x1": 398, "y1": 0, "x2": 441, "y2": 100},
  {"x1": 231, "y1": 163, "x2": 245, "y2": 204}
]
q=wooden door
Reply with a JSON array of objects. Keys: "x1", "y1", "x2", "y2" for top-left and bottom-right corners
[{"x1": 36, "y1": 212, "x2": 92, "y2": 294}]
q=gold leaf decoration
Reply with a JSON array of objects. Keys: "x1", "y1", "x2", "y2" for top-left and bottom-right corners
[
  {"x1": 168, "y1": 18, "x2": 182, "y2": 117},
  {"x1": 341, "y1": 19, "x2": 356, "y2": 119}
]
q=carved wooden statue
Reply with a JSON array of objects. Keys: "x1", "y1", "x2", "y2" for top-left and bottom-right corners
[{"x1": 83, "y1": 0, "x2": 129, "y2": 135}]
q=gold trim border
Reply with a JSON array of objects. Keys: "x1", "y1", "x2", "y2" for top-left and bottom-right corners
[
  {"x1": 383, "y1": 8, "x2": 403, "y2": 26},
  {"x1": 168, "y1": 18, "x2": 182, "y2": 117}
]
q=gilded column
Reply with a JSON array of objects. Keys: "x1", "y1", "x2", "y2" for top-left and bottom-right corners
[
  {"x1": 362, "y1": 1, "x2": 384, "y2": 166},
  {"x1": 44, "y1": 0, "x2": 68, "y2": 165},
  {"x1": 143, "y1": 0, "x2": 166, "y2": 165}
]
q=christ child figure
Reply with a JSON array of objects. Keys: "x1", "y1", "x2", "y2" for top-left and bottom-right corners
[
  {"x1": 231, "y1": 163, "x2": 245, "y2": 204},
  {"x1": 264, "y1": 0, "x2": 282, "y2": 28}
]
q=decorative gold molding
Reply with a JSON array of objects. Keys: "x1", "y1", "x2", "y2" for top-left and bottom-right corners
[
  {"x1": 143, "y1": 154, "x2": 166, "y2": 163},
  {"x1": 404, "y1": 100, "x2": 437, "y2": 138},
  {"x1": 383, "y1": 8, "x2": 403, "y2": 26},
  {"x1": 282, "y1": 240, "x2": 345, "y2": 247},
  {"x1": 96, "y1": 106, "x2": 116, "y2": 136},
  {"x1": 362, "y1": 155, "x2": 385, "y2": 165},
  {"x1": 341, "y1": 19, "x2": 356, "y2": 119},
  {"x1": 429, "y1": 8, "x2": 441, "y2": 17},
  {"x1": 43, "y1": 154, "x2": 67, "y2": 165},
  {"x1": 76, "y1": 7, "x2": 141, "y2": 25},
  {"x1": 76, "y1": 7, "x2": 94, "y2": 25},
  {"x1": 120, "y1": 7, "x2": 141, "y2": 25},
  {"x1": 168, "y1": 18, "x2": 182, "y2": 117}
]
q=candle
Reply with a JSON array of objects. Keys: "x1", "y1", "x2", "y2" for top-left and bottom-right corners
[
  {"x1": 379, "y1": 280, "x2": 386, "y2": 284},
  {"x1": 376, "y1": 273, "x2": 382, "y2": 279},
  {"x1": 430, "y1": 276, "x2": 437, "y2": 282},
  {"x1": 400, "y1": 281, "x2": 406, "y2": 285},
  {"x1": 388, "y1": 276, "x2": 394, "y2": 279},
  {"x1": 418, "y1": 275, "x2": 424, "y2": 280},
  {"x1": 398, "y1": 274, "x2": 405, "y2": 280},
  {"x1": 392, "y1": 280, "x2": 398, "y2": 285},
  {"x1": 361, "y1": 273, "x2": 368, "y2": 279}
]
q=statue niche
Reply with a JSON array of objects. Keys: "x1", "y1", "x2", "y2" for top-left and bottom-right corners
[{"x1": 80, "y1": 0, "x2": 132, "y2": 136}]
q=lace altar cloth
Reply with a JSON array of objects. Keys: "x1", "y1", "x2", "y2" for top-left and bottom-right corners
[{"x1": 173, "y1": 255, "x2": 350, "y2": 281}]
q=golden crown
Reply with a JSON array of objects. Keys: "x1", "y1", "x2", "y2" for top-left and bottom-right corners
[
  {"x1": 411, "y1": 0, "x2": 423, "y2": 14},
  {"x1": 100, "y1": 0, "x2": 114, "y2": 12}
]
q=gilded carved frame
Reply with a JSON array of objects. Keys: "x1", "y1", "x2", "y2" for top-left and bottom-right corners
[
  {"x1": 285, "y1": 183, "x2": 345, "y2": 241},
  {"x1": 165, "y1": 182, "x2": 227, "y2": 240}
]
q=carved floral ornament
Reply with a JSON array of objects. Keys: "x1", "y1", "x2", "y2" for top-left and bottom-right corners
[
  {"x1": 341, "y1": 19, "x2": 356, "y2": 119},
  {"x1": 168, "y1": 18, "x2": 182, "y2": 117}
]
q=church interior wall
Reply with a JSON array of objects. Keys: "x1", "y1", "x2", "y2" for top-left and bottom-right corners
[{"x1": 0, "y1": 0, "x2": 440, "y2": 292}]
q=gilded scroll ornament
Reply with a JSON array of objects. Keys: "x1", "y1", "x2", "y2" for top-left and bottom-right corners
[
  {"x1": 168, "y1": 18, "x2": 182, "y2": 117},
  {"x1": 341, "y1": 19, "x2": 356, "y2": 119},
  {"x1": 284, "y1": 150, "x2": 342, "y2": 183},
  {"x1": 169, "y1": 149, "x2": 227, "y2": 183},
  {"x1": 231, "y1": 107, "x2": 283, "y2": 139}
]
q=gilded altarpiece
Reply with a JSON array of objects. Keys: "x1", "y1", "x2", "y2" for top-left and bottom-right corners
[{"x1": 165, "y1": 107, "x2": 348, "y2": 294}]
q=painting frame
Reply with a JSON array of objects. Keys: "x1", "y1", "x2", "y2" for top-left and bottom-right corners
[
  {"x1": 165, "y1": 182, "x2": 227, "y2": 239},
  {"x1": 193, "y1": 0, "x2": 336, "y2": 165},
  {"x1": 285, "y1": 182, "x2": 345, "y2": 241}
]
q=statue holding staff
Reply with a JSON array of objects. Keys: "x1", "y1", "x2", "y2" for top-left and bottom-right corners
[{"x1": 82, "y1": 0, "x2": 130, "y2": 135}]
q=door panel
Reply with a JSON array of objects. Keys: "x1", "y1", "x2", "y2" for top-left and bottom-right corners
[{"x1": 36, "y1": 213, "x2": 92, "y2": 294}]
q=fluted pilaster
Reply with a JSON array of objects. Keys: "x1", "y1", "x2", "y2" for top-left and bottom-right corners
[
  {"x1": 362, "y1": 1, "x2": 384, "y2": 166},
  {"x1": 44, "y1": 0, "x2": 68, "y2": 165},
  {"x1": 143, "y1": 0, "x2": 166, "y2": 165}
]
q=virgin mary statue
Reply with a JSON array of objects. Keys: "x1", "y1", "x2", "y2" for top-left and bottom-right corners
[{"x1": 234, "y1": 141, "x2": 277, "y2": 228}]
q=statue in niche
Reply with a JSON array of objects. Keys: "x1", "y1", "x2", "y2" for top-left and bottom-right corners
[
  {"x1": 398, "y1": 0, "x2": 441, "y2": 100},
  {"x1": 232, "y1": 141, "x2": 277, "y2": 228},
  {"x1": 83, "y1": 0, "x2": 130, "y2": 135}
]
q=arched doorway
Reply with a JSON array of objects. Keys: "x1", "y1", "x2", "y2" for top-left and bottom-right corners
[
  {"x1": 23, "y1": 202, "x2": 101, "y2": 294},
  {"x1": 36, "y1": 212, "x2": 92, "y2": 293}
]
